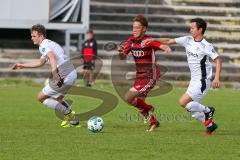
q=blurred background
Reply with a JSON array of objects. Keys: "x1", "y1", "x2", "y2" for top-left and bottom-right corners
[{"x1": 0, "y1": 0, "x2": 239, "y2": 86}]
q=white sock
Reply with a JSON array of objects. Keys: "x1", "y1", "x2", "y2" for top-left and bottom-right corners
[
  {"x1": 61, "y1": 100, "x2": 71, "y2": 109},
  {"x1": 191, "y1": 111, "x2": 205, "y2": 122},
  {"x1": 43, "y1": 98, "x2": 58, "y2": 109},
  {"x1": 43, "y1": 98, "x2": 71, "y2": 115},
  {"x1": 186, "y1": 101, "x2": 210, "y2": 113}
]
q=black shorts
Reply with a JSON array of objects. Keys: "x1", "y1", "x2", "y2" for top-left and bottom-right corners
[{"x1": 83, "y1": 62, "x2": 95, "y2": 70}]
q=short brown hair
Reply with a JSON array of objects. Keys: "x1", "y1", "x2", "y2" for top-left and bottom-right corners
[
  {"x1": 190, "y1": 18, "x2": 207, "y2": 35},
  {"x1": 31, "y1": 24, "x2": 46, "y2": 37},
  {"x1": 133, "y1": 15, "x2": 148, "y2": 28}
]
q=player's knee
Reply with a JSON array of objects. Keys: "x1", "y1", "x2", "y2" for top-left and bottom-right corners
[
  {"x1": 179, "y1": 98, "x2": 187, "y2": 107},
  {"x1": 37, "y1": 93, "x2": 46, "y2": 103},
  {"x1": 37, "y1": 96, "x2": 43, "y2": 103},
  {"x1": 124, "y1": 95, "x2": 133, "y2": 104},
  {"x1": 55, "y1": 95, "x2": 64, "y2": 102},
  {"x1": 124, "y1": 96, "x2": 131, "y2": 104}
]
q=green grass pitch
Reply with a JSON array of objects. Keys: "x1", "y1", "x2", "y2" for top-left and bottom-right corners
[{"x1": 0, "y1": 79, "x2": 240, "y2": 160}]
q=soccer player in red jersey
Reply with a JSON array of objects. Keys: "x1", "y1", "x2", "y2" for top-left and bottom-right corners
[{"x1": 118, "y1": 15, "x2": 171, "y2": 132}]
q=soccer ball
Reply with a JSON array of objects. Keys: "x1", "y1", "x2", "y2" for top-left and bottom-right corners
[{"x1": 87, "y1": 116, "x2": 104, "y2": 133}]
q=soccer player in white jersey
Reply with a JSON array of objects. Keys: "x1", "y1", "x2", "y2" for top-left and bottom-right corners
[
  {"x1": 142, "y1": 18, "x2": 222, "y2": 135},
  {"x1": 12, "y1": 24, "x2": 79, "y2": 127}
]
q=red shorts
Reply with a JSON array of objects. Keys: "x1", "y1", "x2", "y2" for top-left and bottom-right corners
[{"x1": 133, "y1": 69, "x2": 160, "y2": 97}]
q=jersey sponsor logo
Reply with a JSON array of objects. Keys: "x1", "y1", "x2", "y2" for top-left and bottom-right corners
[
  {"x1": 135, "y1": 85, "x2": 141, "y2": 89},
  {"x1": 132, "y1": 50, "x2": 144, "y2": 57},
  {"x1": 42, "y1": 48, "x2": 46, "y2": 53},
  {"x1": 187, "y1": 50, "x2": 198, "y2": 58}
]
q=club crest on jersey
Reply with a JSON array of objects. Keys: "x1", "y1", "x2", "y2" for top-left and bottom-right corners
[
  {"x1": 132, "y1": 50, "x2": 144, "y2": 57},
  {"x1": 212, "y1": 48, "x2": 216, "y2": 53},
  {"x1": 42, "y1": 48, "x2": 46, "y2": 53}
]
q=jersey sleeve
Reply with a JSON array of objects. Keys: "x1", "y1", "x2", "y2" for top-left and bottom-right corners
[
  {"x1": 150, "y1": 41, "x2": 161, "y2": 50},
  {"x1": 207, "y1": 44, "x2": 219, "y2": 60},
  {"x1": 121, "y1": 37, "x2": 132, "y2": 55},
  {"x1": 39, "y1": 45, "x2": 52, "y2": 60},
  {"x1": 175, "y1": 36, "x2": 189, "y2": 47}
]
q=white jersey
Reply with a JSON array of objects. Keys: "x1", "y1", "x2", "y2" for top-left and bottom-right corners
[
  {"x1": 39, "y1": 39, "x2": 75, "y2": 79},
  {"x1": 175, "y1": 36, "x2": 219, "y2": 81},
  {"x1": 39, "y1": 39, "x2": 66, "y2": 67}
]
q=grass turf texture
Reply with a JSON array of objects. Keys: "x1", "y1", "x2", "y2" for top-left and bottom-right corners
[{"x1": 0, "y1": 79, "x2": 240, "y2": 160}]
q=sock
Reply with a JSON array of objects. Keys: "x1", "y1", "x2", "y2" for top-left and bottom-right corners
[
  {"x1": 186, "y1": 101, "x2": 210, "y2": 113},
  {"x1": 135, "y1": 98, "x2": 152, "y2": 111},
  {"x1": 191, "y1": 111, "x2": 205, "y2": 122},
  {"x1": 204, "y1": 119, "x2": 213, "y2": 127},
  {"x1": 191, "y1": 111, "x2": 213, "y2": 126},
  {"x1": 150, "y1": 115, "x2": 158, "y2": 125},
  {"x1": 61, "y1": 100, "x2": 71, "y2": 109},
  {"x1": 206, "y1": 122, "x2": 213, "y2": 127},
  {"x1": 43, "y1": 98, "x2": 71, "y2": 115}
]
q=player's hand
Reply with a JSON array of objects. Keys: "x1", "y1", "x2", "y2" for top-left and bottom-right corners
[
  {"x1": 12, "y1": 63, "x2": 24, "y2": 70},
  {"x1": 117, "y1": 45, "x2": 124, "y2": 54},
  {"x1": 141, "y1": 38, "x2": 154, "y2": 48},
  {"x1": 118, "y1": 40, "x2": 132, "y2": 60},
  {"x1": 52, "y1": 71, "x2": 61, "y2": 82},
  {"x1": 118, "y1": 49, "x2": 127, "y2": 60},
  {"x1": 160, "y1": 45, "x2": 172, "y2": 54},
  {"x1": 212, "y1": 78, "x2": 220, "y2": 89}
]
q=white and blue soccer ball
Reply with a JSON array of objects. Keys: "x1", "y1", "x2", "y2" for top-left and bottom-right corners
[{"x1": 87, "y1": 116, "x2": 104, "y2": 133}]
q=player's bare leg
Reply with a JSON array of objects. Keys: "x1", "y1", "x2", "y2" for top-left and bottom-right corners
[
  {"x1": 82, "y1": 69, "x2": 90, "y2": 86},
  {"x1": 179, "y1": 92, "x2": 192, "y2": 108},
  {"x1": 89, "y1": 70, "x2": 94, "y2": 86}
]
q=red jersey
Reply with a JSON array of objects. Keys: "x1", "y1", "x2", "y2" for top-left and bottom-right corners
[
  {"x1": 122, "y1": 35, "x2": 161, "y2": 77},
  {"x1": 82, "y1": 39, "x2": 97, "y2": 62}
]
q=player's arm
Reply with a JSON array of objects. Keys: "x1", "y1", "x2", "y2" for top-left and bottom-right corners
[
  {"x1": 151, "y1": 41, "x2": 172, "y2": 54},
  {"x1": 118, "y1": 47, "x2": 127, "y2": 60},
  {"x1": 118, "y1": 40, "x2": 131, "y2": 60},
  {"x1": 155, "y1": 38, "x2": 176, "y2": 45},
  {"x1": 46, "y1": 52, "x2": 60, "y2": 82},
  {"x1": 212, "y1": 57, "x2": 222, "y2": 89},
  {"x1": 12, "y1": 59, "x2": 46, "y2": 70},
  {"x1": 142, "y1": 38, "x2": 176, "y2": 47},
  {"x1": 159, "y1": 44, "x2": 172, "y2": 53}
]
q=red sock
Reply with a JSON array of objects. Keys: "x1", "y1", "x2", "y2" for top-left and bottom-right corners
[
  {"x1": 204, "y1": 119, "x2": 212, "y2": 126},
  {"x1": 135, "y1": 98, "x2": 152, "y2": 111},
  {"x1": 150, "y1": 115, "x2": 158, "y2": 125}
]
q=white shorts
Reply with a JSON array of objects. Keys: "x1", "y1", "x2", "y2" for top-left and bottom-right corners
[
  {"x1": 187, "y1": 79, "x2": 211, "y2": 102},
  {"x1": 42, "y1": 70, "x2": 77, "y2": 98}
]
